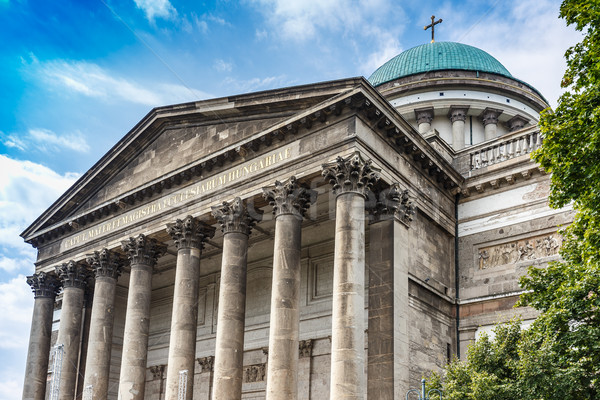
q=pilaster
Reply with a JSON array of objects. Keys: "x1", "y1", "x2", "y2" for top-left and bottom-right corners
[{"x1": 368, "y1": 184, "x2": 414, "y2": 399}]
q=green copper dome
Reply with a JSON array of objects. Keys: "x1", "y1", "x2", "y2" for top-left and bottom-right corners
[{"x1": 368, "y1": 41, "x2": 513, "y2": 87}]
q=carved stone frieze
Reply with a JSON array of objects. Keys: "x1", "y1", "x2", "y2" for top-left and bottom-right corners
[
  {"x1": 299, "y1": 339, "x2": 313, "y2": 358},
  {"x1": 243, "y1": 363, "x2": 266, "y2": 383},
  {"x1": 166, "y1": 215, "x2": 216, "y2": 250},
  {"x1": 197, "y1": 356, "x2": 214, "y2": 373},
  {"x1": 321, "y1": 152, "x2": 380, "y2": 197},
  {"x1": 371, "y1": 183, "x2": 415, "y2": 226},
  {"x1": 262, "y1": 176, "x2": 316, "y2": 219},
  {"x1": 55, "y1": 261, "x2": 89, "y2": 289},
  {"x1": 211, "y1": 197, "x2": 262, "y2": 235},
  {"x1": 478, "y1": 233, "x2": 561, "y2": 270},
  {"x1": 26, "y1": 272, "x2": 61, "y2": 298},
  {"x1": 121, "y1": 234, "x2": 166, "y2": 267},
  {"x1": 86, "y1": 248, "x2": 123, "y2": 279}
]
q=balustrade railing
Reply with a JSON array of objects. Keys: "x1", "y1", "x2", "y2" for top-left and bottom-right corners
[{"x1": 470, "y1": 129, "x2": 542, "y2": 170}]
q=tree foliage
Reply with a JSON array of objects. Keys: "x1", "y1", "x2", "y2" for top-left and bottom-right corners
[{"x1": 433, "y1": 2, "x2": 600, "y2": 398}]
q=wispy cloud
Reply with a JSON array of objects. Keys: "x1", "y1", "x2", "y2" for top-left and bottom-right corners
[
  {"x1": 134, "y1": 0, "x2": 177, "y2": 22},
  {"x1": 223, "y1": 75, "x2": 291, "y2": 94},
  {"x1": 214, "y1": 59, "x2": 233, "y2": 72},
  {"x1": 23, "y1": 56, "x2": 211, "y2": 107},
  {"x1": 248, "y1": 0, "x2": 406, "y2": 77},
  {"x1": 1, "y1": 128, "x2": 90, "y2": 154},
  {"x1": 447, "y1": 0, "x2": 581, "y2": 107},
  {"x1": 0, "y1": 154, "x2": 79, "y2": 276}
]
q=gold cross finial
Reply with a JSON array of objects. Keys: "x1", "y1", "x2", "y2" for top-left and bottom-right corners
[{"x1": 424, "y1": 15, "x2": 442, "y2": 43}]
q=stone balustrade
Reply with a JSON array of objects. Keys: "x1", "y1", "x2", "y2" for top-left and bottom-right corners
[{"x1": 469, "y1": 127, "x2": 542, "y2": 171}]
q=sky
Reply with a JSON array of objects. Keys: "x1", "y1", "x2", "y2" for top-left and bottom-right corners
[{"x1": 0, "y1": 0, "x2": 582, "y2": 398}]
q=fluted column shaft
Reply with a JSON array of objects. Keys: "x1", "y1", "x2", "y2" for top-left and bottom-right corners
[
  {"x1": 263, "y1": 177, "x2": 315, "y2": 400},
  {"x1": 165, "y1": 217, "x2": 215, "y2": 400},
  {"x1": 322, "y1": 153, "x2": 380, "y2": 400},
  {"x1": 83, "y1": 249, "x2": 123, "y2": 399},
  {"x1": 211, "y1": 198, "x2": 261, "y2": 400},
  {"x1": 118, "y1": 235, "x2": 165, "y2": 400},
  {"x1": 23, "y1": 273, "x2": 60, "y2": 400},
  {"x1": 55, "y1": 261, "x2": 88, "y2": 400}
]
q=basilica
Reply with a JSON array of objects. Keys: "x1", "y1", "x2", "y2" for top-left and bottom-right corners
[{"x1": 21, "y1": 39, "x2": 571, "y2": 400}]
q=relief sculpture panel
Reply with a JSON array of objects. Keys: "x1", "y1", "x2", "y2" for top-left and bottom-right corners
[{"x1": 478, "y1": 233, "x2": 561, "y2": 270}]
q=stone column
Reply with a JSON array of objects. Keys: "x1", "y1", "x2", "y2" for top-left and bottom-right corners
[
  {"x1": 262, "y1": 176, "x2": 316, "y2": 400},
  {"x1": 368, "y1": 184, "x2": 415, "y2": 399},
  {"x1": 414, "y1": 107, "x2": 434, "y2": 134},
  {"x1": 211, "y1": 198, "x2": 261, "y2": 400},
  {"x1": 165, "y1": 216, "x2": 216, "y2": 400},
  {"x1": 82, "y1": 249, "x2": 123, "y2": 399},
  {"x1": 322, "y1": 153, "x2": 380, "y2": 400},
  {"x1": 481, "y1": 108, "x2": 503, "y2": 141},
  {"x1": 449, "y1": 106, "x2": 469, "y2": 150},
  {"x1": 23, "y1": 272, "x2": 61, "y2": 400},
  {"x1": 55, "y1": 261, "x2": 89, "y2": 400},
  {"x1": 118, "y1": 234, "x2": 166, "y2": 400}
]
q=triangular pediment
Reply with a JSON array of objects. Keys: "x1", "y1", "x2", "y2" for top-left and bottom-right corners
[
  {"x1": 21, "y1": 78, "x2": 368, "y2": 242},
  {"x1": 22, "y1": 77, "x2": 464, "y2": 248}
]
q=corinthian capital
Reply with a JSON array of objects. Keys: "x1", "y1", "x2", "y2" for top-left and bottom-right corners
[
  {"x1": 121, "y1": 234, "x2": 166, "y2": 267},
  {"x1": 321, "y1": 152, "x2": 380, "y2": 197},
  {"x1": 372, "y1": 183, "x2": 415, "y2": 226},
  {"x1": 262, "y1": 176, "x2": 316, "y2": 219},
  {"x1": 86, "y1": 248, "x2": 124, "y2": 279},
  {"x1": 55, "y1": 261, "x2": 89, "y2": 289},
  {"x1": 26, "y1": 272, "x2": 61, "y2": 298},
  {"x1": 211, "y1": 197, "x2": 262, "y2": 235},
  {"x1": 166, "y1": 215, "x2": 216, "y2": 250}
]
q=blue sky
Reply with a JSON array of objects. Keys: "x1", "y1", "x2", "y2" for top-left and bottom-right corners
[{"x1": 0, "y1": 0, "x2": 580, "y2": 398}]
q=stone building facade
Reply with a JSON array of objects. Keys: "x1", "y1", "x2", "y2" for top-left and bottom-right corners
[{"x1": 21, "y1": 42, "x2": 572, "y2": 399}]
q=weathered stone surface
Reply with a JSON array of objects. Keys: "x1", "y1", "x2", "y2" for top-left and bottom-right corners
[
  {"x1": 118, "y1": 235, "x2": 165, "y2": 400},
  {"x1": 23, "y1": 273, "x2": 60, "y2": 400},
  {"x1": 211, "y1": 199, "x2": 259, "y2": 400},
  {"x1": 165, "y1": 217, "x2": 215, "y2": 400},
  {"x1": 55, "y1": 261, "x2": 89, "y2": 400},
  {"x1": 83, "y1": 249, "x2": 123, "y2": 399}
]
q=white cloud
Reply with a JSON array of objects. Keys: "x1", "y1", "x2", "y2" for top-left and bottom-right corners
[
  {"x1": 0, "y1": 275, "x2": 33, "y2": 348},
  {"x1": 223, "y1": 75, "x2": 290, "y2": 93},
  {"x1": 447, "y1": 0, "x2": 581, "y2": 107},
  {"x1": 0, "y1": 156, "x2": 79, "y2": 399},
  {"x1": 248, "y1": 0, "x2": 407, "y2": 78},
  {"x1": 1, "y1": 128, "x2": 90, "y2": 154},
  {"x1": 214, "y1": 59, "x2": 233, "y2": 72},
  {"x1": 24, "y1": 58, "x2": 211, "y2": 107},
  {"x1": 0, "y1": 275, "x2": 33, "y2": 400},
  {"x1": 134, "y1": 0, "x2": 177, "y2": 22},
  {"x1": 0, "y1": 155, "x2": 79, "y2": 267}
]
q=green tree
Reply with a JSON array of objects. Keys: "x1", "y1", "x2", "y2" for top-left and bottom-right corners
[
  {"x1": 433, "y1": 2, "x2": 600, "y2": 398},
  {"x1": 521, "y1": 0, "x2": 600, "y2": 397},
  {"x1": 428, "y1": 321, "x2": 522, "y2": 400}
]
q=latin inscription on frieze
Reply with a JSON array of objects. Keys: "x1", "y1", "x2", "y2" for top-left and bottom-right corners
[
  {"x1": 60, "y1": 145, "x2": 296, "y2": 252},
  {"x1": 478, "y1": 233, "x2": 561, "y2": 270}
]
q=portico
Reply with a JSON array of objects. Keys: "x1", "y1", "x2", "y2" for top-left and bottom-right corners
[{"x1": 21, "y1": 79, "x2": 467, "y2": 400}]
